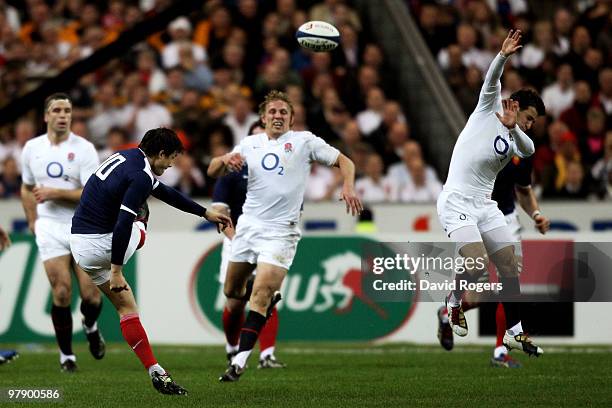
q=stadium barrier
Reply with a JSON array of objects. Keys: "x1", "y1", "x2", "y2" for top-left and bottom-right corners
[{"x1": 1, "y1": 199, "x2": 611, "y2": 345}]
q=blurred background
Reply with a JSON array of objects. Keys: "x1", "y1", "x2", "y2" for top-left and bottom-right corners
[{"x1": 0, "y1": 0, "x2": 611, "y2": 346}]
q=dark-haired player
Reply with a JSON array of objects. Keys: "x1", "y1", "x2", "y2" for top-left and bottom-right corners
[
  {"x1": 212, "y1": 120, "x2": 286, "y2": 369},
  {"x1": 21, "y1": 93, "x2": 104, "y2": 372},
  {"x1": 436, "y1": 30, "x2": 546, "y2": 357},
  {"x1": 437, "y1": 155, "x2": 550, "y2": 367},
  {"x1": 70, "y1": 127, "x2": 231, "y2": 395}
]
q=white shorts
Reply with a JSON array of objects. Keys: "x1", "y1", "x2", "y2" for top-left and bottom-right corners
[
  {"x1": 229, "y1": 216, "x2": 301, "y2": 270},
  {"x1": 437, "y1": 190, "x2": 507, "y2": 238},
  {"x1": 504, "y1": 209, "x2": 523, "y2": 258},
  {"x1": 70, "y1": 223, "x2": 142, "y2": 285},
  {"x1": 219, "y1": 237, "x2": 257, "y2": 284},
  {"x1": 35, "y1": 218, "x2": 72, "y2": 261}
]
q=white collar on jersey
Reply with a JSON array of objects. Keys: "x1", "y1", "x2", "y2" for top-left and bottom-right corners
[
  {"x1": 139, "y1": 148, "x2": 156, "y2": 184},
  {"x1": 43, "y1": 132, "x2": 75, "y2": 145}
]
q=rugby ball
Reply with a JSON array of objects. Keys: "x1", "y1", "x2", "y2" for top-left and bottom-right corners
[{"x1": 296, "y1": 21, "x2": 340, "y2": 52}]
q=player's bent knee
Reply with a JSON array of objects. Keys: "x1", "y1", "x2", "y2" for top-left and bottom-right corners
[
  {"x1": 52, "y1": 285, "x2": 72, "y2": 306},
  {"x1": 250, "y1": 287, "x2": 273, "y2": 312}
]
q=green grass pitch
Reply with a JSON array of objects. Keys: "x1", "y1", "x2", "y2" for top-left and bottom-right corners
[{"x1": 1, "y1": 343, "x2": 611, "y2": 407}]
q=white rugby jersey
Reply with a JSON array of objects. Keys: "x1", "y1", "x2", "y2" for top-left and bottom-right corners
[
  {"x1": 444, "y1": 53, "x2": 535, "y2": 197},
  {"x1": 21, "y1": 133, "x2": 99, "y2": 222},
  {"x1": 232, "y1": 130, "x2": 340, "y2": 226}
]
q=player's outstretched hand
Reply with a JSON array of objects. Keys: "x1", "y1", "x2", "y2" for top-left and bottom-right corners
[
  {"x1": 0, "y1": 226, "x2": 11, "y2": 250},
  {"x1": 223, "y1": 153, "x2": 244, "y2": 173},
  {"x1": 204, "y1": 209, "x2": 233, "y2": 233},
  {"x1": 340, "y1": 187, "x2": 363, "y2": 216},
  {"x1": 534, "y1": 214, "x2": 550, "y2": 234},
  {"x1": 496, "y1": 99, "x2": 519, "y2": 129},
  {"x1": 500, "y1": 29, "x2": 522, "y2": 57}
]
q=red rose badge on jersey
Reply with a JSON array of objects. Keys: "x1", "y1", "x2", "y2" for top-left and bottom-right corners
[
  {"x1": 284, "y1": 143, "x2": 293, "y2": 153},
  {"x1": 67, "y1": 152, "x2": 75, "y2": 162}
]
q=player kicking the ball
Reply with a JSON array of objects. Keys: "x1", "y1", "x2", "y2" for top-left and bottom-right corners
[
  {"x1": 208, "y1": 90, "x2": 363, "y2": 382},
  {"x1": 70, "y1": 128, "x2": 231, "y2": 394},
  {"x1": 437, "y1": 30, "x2": 546, "y2": 357}
]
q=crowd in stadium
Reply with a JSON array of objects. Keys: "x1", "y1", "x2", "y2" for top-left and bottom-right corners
[{"x1": 0, "y1": 0, "x2": 610, "y2": 202}]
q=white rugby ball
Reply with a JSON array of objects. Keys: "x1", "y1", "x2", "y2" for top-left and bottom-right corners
[{"x1": 296, "y1": 21, "x2": 340, "y2": 52}]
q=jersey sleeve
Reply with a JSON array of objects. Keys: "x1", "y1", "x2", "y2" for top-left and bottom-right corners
[
  {"x1": 510, "y1": 125, "x2": 535, "y2": 158},
  {"x1": 79, "y1": 142, "x2": 100, "y2": 186},
  {"x1": 474, "y1": 52, "x2": 508, "y2": 114},
  {"x1": 20, "y1": 143, "x2": 35, "y2": 185},
  {"x1": 211, "y1": 173, "x2": 232, "y2": 207},
  {"x1": 151, "y1": 180, "x2": 206, "y2": 216},
  {"x1": 111, "y1": 172, "x2": 152, "y2": 265},
  {"x1": 308, "y1": 134, "x2": 340, "y2": 166}
]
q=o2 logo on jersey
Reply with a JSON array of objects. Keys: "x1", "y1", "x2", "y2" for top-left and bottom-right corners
[
  {"x1": 493, "y1": 135, "x2": 509, "y2": 161},
  {"x1": 46, "y1": 162, "x2": 63, "y2": 178},
  {"x1": 261, "y1": 153, "x2": 284, "y2": 175}
]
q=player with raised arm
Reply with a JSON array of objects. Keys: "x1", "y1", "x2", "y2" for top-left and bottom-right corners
[
  {"x1": 437, "y1": 155, "x2": 551, "y2": 367},
  {"x1": 212, "y1": 120, "x2": 287, "y2": 369},
  {"x1": 208, "y1": 90, "x2": 363, "y2": 382},
  {"x1": 70, "y1": 128, "x2": 231, "y2": 395},
  {"x1": 20, "y1": 93, "x2": 105, "y2": 373},
  {"x1": 437, "y1": 30, "x2": 546, "y2": 357}
]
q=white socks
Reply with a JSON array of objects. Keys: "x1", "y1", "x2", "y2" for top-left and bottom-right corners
[
  {"x1": 260, "y1": 346, "x2": 275, "y2": 360},
  {"x1": 493, "y1": 345, "x2": 509, "y2": 359},
  {"x1": 232, "y1": 350, "x2": 252, "y2": 369},
  {"x1": 148, "y1": 363, "x2": 166, "y2": 378},
  {"x1": 225, "y1": 344, "x2": 238, "y2": 354},
  {"x1": 83, "y1": 321, "x2": 98, "y2": 334},
  {"x1": 507, "y1": 321, "x2": 523, "y2": 337},
  {"x1": 60, "y1": 352, "x2": 76, "y2": 364}
]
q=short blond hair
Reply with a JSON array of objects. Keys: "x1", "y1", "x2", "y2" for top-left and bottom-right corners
[{"x1": 258, "y1": 90, "x2": 294, "y2": 117}]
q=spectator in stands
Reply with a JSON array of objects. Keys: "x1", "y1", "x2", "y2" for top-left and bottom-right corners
[
  {"x1": 194, "y1": 4, "x2": 233, "y2": 62},
  {"x1": 437, "y1": 24, "x2": 488, "y2": 74},
  {"x1": 356, "y1": 86, "x2": 386, "y2": 136},
  {"x1": 542, "y1": 63, "x2": 575, "y2": 119},
  {"x1": 582, "y1": 48, "x2": 604, "y2": 91},
  {"x1": 500, "y1": 69, "x2": 524, "y2": 99},
  {"x1": 178, "y1": 43, "x2": 213, "y2": 92},
  {"x1": 581, "y1": 107, "x2": 607, "y2": 165},
  {"x1": 162, "y1": 16, "x2": 207, "y2": 69},
  {"x1": 136, "y1": 48, "x2": 167, "y2": 95},
  {"x1": 542, "y1": 131, "x2": 582, "y2": 197},
  {"x1": 159, "y1": 153, "x2": 207, "y2": 197},
  {"x1": 456, "y1": 66, "x2": 483, "y2": 116},
  {"x1": 594, "y1": 68, "x2": 612, "y2": 120},
  {"x1": 520, "y1": 20, "x2": 555, "y2": 70},
  {"x1": 335, "y1": 23, "x2": 361, "y2": 71},
  {"x1": 0, "y1": 118, "x2": 35, "y2": 170},
  {"x1": 88, "y1": 81, "x2": 122, "y2": 148},
  {"x1": 0, "y1": 156, "x2": 20, "y2": 198},
  {"x1": 565, "y1": 26, "x2": 592, "y2": 81},
  {"x1": 97, "y1": 126, "x2": 133, "y2": 162},
  {"x1": 397, "y1": 156, "x2": 442, "y2": 203},
  {"x1": 304, "y1": 163, "x2": 336, "y2": 201},
  {"x1": 156, "y1": 67, "x2": 185, "y2": 112},
  {"x1": 591, "y1": 131, "x2": 612, "y2": 200},
  {"x1": 223, "y1": 94, "x2": 258, "y2": 145},
  {"x1": 310, "y1": 0, "x2": 361, "y2": 31},
  {"x1": 560, "y1": 80, "x2": 593, "y2": 137},
  {"x1": 417, "y1": 3, "x2": 451, "y2": 56},
  {"x1": 387, "y1": 140, "x2": 439, "y2": 198},
  {"x1": 552, "y1": 161, "x2": 589, "y2": 199},
  {"x1": 355, "y1": 152, "x2": 394, "y2": 203},
  {"x1": 552, "y1": 7, "x2": 573, "y2": 57},
  {"x1": 292, "y1": 103, "x2": 308, "y2": 131},
  {"x1": 335, "y1": 119, "x2": 362, "y2": 156},
  {"x1": 119, "y1": 84, "x2": 172, "y2": 141},
  {"x1": 534, "y1": 120, "x2": 569, "y2": 184},
  {"x1": 377, "y1": 120, "x2": 408, "y2": 167}
]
